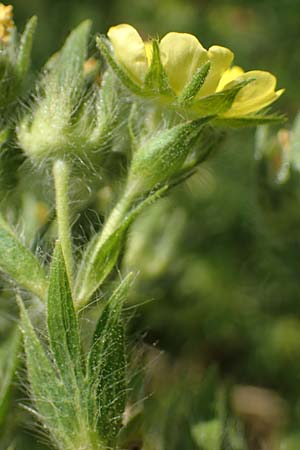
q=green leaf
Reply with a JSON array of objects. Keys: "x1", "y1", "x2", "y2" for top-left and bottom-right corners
[
  {"x1": 88, "y1": 274, "x2": 133, "y2": 444},
  {"x1": 0, "y1": 215, "x2": 48, "y2": 300},
  {"x1": 96, "y1": 35, "x2": 144, "y2": 96},
  {"x1": 0, "y1": 327, "x2": 20, "y2": 428},
  {"x1": 177, "y1": 61, "x2": 211, "y2": 105},
  {"x1": 144, "y1": 40, "x2": 174, "y2": 97},
  {"x1": 18, "y1": 296, "x2": 75, "y2": 448},
  {"x1": 47, "y1": 242, "x2": 83, "y2": 386},
  {"x1": 16, "y1": 16, "x2": 38, "y2": 79}
]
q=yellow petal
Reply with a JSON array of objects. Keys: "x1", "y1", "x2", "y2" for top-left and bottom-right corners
[
  {"x1": 217, "y1": 66, "x2": 244, "y2": 91},
  {"x1": 221, "y1": 70, "x2": 283, "y2": 117},
  {"x1": 159, "y1": 32, "x2": 208, "y2": 95},
  {"x1": 107, "y1": 24, "x2": 148, "y2": 84},
  {"x1": 199, "y1": 45, "x2": 234, "y2": 97},
  {"x1": 144, "y1": 41, "x2": 153, "y2": 65}
]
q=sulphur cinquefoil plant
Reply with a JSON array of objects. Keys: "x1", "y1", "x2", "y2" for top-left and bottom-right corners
[{"x1": 0, "y1": 3, "x2": 285, "y2": 450}]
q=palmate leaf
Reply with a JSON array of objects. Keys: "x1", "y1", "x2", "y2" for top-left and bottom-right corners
[
  {"x1": 47, "y1": 242, "x2": 84, "y2": 387},
  {"x1": 87, "y1": 273, "x2": 133, "y2": 444},
  {"x1": 0, "y1": 215, "x2": 48, "y2": 300}
]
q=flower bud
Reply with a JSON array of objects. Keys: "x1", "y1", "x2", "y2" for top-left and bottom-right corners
[{"x1": 128, "y1": 116, "x2": 212, "y2": 195}]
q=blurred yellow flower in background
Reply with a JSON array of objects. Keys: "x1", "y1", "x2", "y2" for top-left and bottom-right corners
[
  {"x1": 107, "y1": 24, "x2": 283, "y2": 118},
  {"x1": 0, "y1": 3, "x2": 14, "y2": 44}
]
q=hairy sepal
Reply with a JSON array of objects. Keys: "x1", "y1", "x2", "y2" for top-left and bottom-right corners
[
  {"x1": 144, "y1": 40, "x2": 174, "y2": 97},
  {"x1": 16, "y1": 16, "x2": 38, "y2": 80},
  {"x1": 96, "y1": 35, "x2": 145, "y2": 96},
  {"x1": 192, "y1": 79, "x2": 253, "y2": 116}
]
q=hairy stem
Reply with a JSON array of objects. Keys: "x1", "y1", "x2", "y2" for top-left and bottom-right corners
[{"x1": 53, "y1": 159, "x2": 73, "y2": 284}]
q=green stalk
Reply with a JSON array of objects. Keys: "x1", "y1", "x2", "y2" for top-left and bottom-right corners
[
  {"x1": 53, "y1": 159, "x2": 73, "y2": 284},
  {"x1": 75, "y1": 186, "x2": 136, "y2": 308}
]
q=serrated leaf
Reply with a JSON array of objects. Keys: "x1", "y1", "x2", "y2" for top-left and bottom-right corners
[
  {"x1": 16, "y1": 16, "x2": 37, "y2": 79},
  {"x1": 18, "y1": 296, "x2": 76, "y2": 447},
  {"x1": 0, "y1": 327, "x2": 20, "y2": 428},
  {"x1": 177, "y1": 61, "x2": 211, "y2": 105},
  {"x1": 144, "y1": 40, "x2": 174, "y2": 97},
  {"x1": 0, "y1": 215, "x2": 48, "y2": 300},
  {"x1": 88, "y1": 274, "x2": 133, "y2": 443},
  {"x1": 96, "y1": 35, "x2": 144, "y2": 96},
  {"x1": 75, "y1": 186, "x2": 168, "y2": 307},
  {"x1": 47, "y1": 242, "x2": 83, "y2": 387}
]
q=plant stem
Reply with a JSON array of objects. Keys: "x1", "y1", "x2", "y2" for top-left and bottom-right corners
[
  {"x1": 53, "y1": 159, "x2": 73, "y2": 284},
  {"x1": 96, "y1": 189, "x2": 134, "y2": 247},
  {"x1": 75, "y1": 186, "x2": 136, "y2": 307}
]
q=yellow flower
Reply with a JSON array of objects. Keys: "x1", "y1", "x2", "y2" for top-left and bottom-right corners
[
  {"x1": 107, "y1": 24, "x2": 283, "y2": 118},
  {"x1": 0, "y1": 3, "x2": 14, "y2": 44},
  {"x1": 216, "y1": 66, "x2": 284, "y2": 117},
  {"x1": 107, "y1": 24, "x2": 233, "y2": 97}
]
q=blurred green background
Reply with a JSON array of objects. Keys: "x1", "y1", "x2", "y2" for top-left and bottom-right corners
[{"x1": 5, "y1": 0, "x2": 300, "y2": 448}]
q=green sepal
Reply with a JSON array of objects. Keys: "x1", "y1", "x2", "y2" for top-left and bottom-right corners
[
  {"x1": 51, "y1": 19, "x2": 91, "y2": 93},
  {"x1": 47, "y1": 242, "x2": 83, "y2": 386},
  {"x1": 0, "y1": 327, "x2": 20, "y2": 428},
  {"x1": 87, "y1": 274, "x2": 133, "y2": 444},
  {"x1": 177, "y1": 61, "x2": 211, "y2": 105},
  {"x1": 144, "y1": 40, "x2": 174, "y2": 97},
  {"x1": 75, "y1": 186, "x2": 168, "y2": 306},
  {"x1": 191, "y1": 79, "x2": 253, "y2": 116},
  {"x1": 214, "y1": 112, "x2": 287, "y2": 128},
  {"x1": 0, "y1": 215, "x2": 48, "y2": 300},
  {"x1": 16, "y1": 16, "x2": 37, "y2": 80},
  {"x1": 129, "y1": 115, "x2": 214, "y2": 194},
  {"x1": 96, "y1": 35, "x2": 144, "y2": 96}
]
